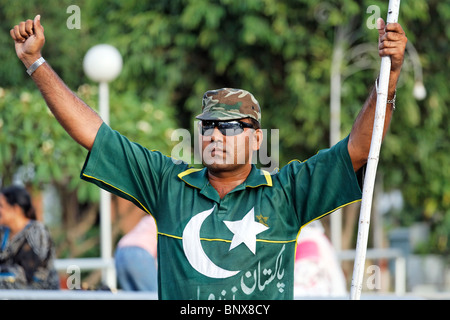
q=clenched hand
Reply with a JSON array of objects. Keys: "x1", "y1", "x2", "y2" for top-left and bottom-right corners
[{"x1": 10, "y1": 15, "x2": 45, "y2": 68}]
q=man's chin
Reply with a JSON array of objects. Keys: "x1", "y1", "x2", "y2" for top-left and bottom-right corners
[
  {"x1": 203, "y1": 162, "x2": 234, "y2": 172},
  {"x1": 203, "y1": 161, "x2": 248, "y2": 173}
]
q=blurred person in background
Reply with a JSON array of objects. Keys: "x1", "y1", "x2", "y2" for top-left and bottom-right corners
[
  {"x1": 294, "y1": 220, "x2": 347, "y2": 297},
  {"x1": 115, "y1": 214, "x2": 158, "y2": 292},
  {"x1": 0, "y1": 185, "x2": 60, "y2": 289}
]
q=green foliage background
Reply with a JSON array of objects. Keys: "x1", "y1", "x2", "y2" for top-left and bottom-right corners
[{"x1": 0, "y1": 0, "x2": 448, "y2": 256}]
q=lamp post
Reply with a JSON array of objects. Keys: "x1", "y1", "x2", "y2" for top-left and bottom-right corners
[
  {"x1": 406, "y1": 41, "x2": 427, "y2": 101},
  {"x1": 329, "y1": 27, "x2": 346, "y2": 252},
  {"x1": 83, "y1": 44, "x2": 122, "y2": 289}
]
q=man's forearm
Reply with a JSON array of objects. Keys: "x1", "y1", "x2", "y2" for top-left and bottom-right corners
[
  {"x1": 28, "y1": 59, "x2": 103, "y2": 150},
  {"x1": 347, "y1": 19, "x2": 407, "y2": 171},
  {"x1": 348, "y1": 71, "x2": 399, "y2": 171}
]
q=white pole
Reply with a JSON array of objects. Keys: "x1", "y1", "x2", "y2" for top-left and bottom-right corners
[
  {"x1": 350, "y1": 0, "x2": 401, "y2": 300},
  {"x1": 99, "y1": 82, "x2": 109, "y2": 124},
  {"x1": 98, "y1": 81, "x2": 115, "y2": 289},
  {"x1": 330, "y1": 33, "x2": 345, "y2": 252},
  {"x1": 83, "y1": 44, "x2": 122, "y2": 290}
]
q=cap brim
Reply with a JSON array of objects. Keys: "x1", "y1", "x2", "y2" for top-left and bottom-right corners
[{"x1": 196, "y1": 111, "x2": 260, "y2": 122}]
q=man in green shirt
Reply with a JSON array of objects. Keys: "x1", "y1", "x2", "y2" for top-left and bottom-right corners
[{"x1": 11, "y1": 15, "x2": 407, "y2": 299}]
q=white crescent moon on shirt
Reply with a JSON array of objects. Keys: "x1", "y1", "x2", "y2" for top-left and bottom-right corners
[{"x1": 182, "y1": 206, "x2": 240, "y2": 279}]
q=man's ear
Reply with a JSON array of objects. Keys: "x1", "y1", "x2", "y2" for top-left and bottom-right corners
[{"x1": 252, "y1": 129, "x2": 264, "y2": 151}]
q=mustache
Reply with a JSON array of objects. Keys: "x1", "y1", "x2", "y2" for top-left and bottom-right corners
[
  {"x1": 202, "y1": 141, "x2": 229, "y2": 157},
  {"x1": 204, "y1": 140, "x2": 225, "y2": 149}
]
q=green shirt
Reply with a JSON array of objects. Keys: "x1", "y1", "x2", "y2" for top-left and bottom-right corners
[{"x1": 81, "y1": 123, "x2": 362, "y2": 300}]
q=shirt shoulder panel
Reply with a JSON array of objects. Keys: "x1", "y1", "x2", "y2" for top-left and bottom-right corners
[
  {"x1": 274, "y1": 135, "x2": 362, "y2": 226},
  {"x1": 81, "y1": 123, "x2": 189, "y2": 219}
]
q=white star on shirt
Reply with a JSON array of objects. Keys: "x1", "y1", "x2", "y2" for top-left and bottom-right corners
[{"x1": 223, "y1": 207, "x2": 269, "y2": 254}]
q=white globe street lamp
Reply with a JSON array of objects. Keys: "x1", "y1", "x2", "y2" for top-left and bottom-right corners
[
  {"x1": 83, "y1": 44, "x2": 123, "y2": 83},
  {"x1": 83, "y1": 44, "x2": 123, "y2": 124},
  {"x1": 83, "y1": 44, "x2": 122, "y2": 289},
  {"x1": 413, "y1": 81, "x2": 427, "y2": 101}
]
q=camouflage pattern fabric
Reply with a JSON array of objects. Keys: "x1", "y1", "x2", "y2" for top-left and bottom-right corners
[{"x1": 196, "y1": 88, "x2": 261, "y2": 122}]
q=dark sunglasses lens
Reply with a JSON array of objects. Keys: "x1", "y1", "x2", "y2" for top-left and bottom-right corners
[
  {"x1": 201, "y1": 121, "x2": 244, "y2": 136},
  {"x1": 218, "y1": 122, "x2": 243, "y2": 136},
  {"x1": 201, "y1": 123, "x2": 215, "y2": 135}
]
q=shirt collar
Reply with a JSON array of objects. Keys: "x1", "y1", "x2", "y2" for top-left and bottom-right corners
[{"x1": 177, "y1": 165, "x2": 273, "y2": 190}]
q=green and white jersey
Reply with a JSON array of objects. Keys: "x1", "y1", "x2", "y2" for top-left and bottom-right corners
[{"x1": 81, "y1": 123, "x2": 362, "y2": 300}]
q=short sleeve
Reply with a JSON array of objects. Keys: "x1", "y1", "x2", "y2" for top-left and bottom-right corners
[
  {"x1": 279, "y1": 135, "x2": 362, "y2": 227},
  {"x1": 80, "y1": 123, "x2": 180, "y2": 218}
]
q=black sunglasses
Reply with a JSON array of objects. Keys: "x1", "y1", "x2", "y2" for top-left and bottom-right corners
[{"x1": 200, "y1": 120, "x2": 255, "y2": 136}]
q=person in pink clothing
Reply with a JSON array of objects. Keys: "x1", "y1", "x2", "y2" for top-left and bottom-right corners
[
  {"x1": 114, "y1": 214, "x2": 158, "y2": 292},
  {"x1": 293, "y1": 221, "x2": 347, "y2": 297}
]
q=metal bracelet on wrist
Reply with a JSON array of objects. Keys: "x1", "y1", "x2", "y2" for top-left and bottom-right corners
[
  {"x1": 375, "y1": 77, "x2": 396, "y2": 110},
  {"x1": 26, "y1": 57, "x2": 46, "y2": 76}
]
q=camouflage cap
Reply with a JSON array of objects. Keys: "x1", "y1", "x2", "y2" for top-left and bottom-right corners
[{"x1": 195, "y1": 88, "x2": 261, "y2": 122}]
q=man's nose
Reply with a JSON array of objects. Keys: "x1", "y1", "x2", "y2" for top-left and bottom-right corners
[{"x1": 210, "y1": 127, "x2": 223, "y2": 142}]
